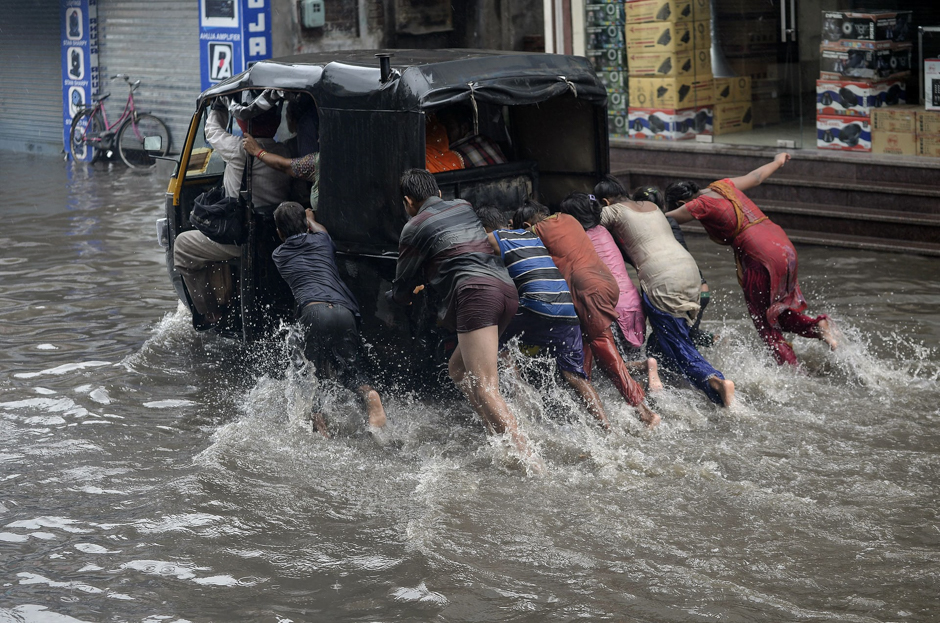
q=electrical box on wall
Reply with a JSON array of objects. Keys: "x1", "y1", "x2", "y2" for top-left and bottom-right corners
[{"x1": 301, "y1": 0, "x2": 325, "y2": 28}]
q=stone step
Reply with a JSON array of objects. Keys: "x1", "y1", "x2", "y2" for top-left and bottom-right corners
[
  {"x1": 618, "y1": 165, "x2": 940, "y2": 214},
  {"x1": 679, "y1": 221, "x2": 940, "y2": 257},
  {"x1": 759, "y1": 201, "x2": 940, "y2": 244},
  {"x1": 610, "y1": 140, "x2": 940, "y2": 191}
]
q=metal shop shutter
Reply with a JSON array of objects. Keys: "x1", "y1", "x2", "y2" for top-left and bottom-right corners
[
  {"x1": 0, "y1": 1, "x2": 67, "y2": 154},
  {"x1": 96, "y1": 0, "x2": 202, "y2": 155}
]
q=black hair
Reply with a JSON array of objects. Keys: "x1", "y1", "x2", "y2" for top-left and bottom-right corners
[
  {"x1": 664, "y1": 181, "x2": 701, "y2": 211},
  {"x1": 274, "y1": 201, "x2": 308, "y2": 238},
  {"x1": 474, "y1": 205, "x2": 508, "y2": 231},
  {"x1": 511, "y1": 199, "x2": 550, "y2": 230},
  {"x1": 558, "y1": 192, "x2": 602, "y2": 230},
  {"x1": 632, "y1": 186, "x2": 666, "y2": 211},
  {"x1": 593, "y1": 174, "x2": 628, "y2": 204},
  {"x1": 400, "y1": 168, "x2": 440, "y2": 204}
]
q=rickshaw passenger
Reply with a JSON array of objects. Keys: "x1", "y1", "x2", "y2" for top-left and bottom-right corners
[
  {"x1": 389, "y1": 169, "x2": 538, "y2": 464},
  {"x1": 243, "y1": 96, "x2": 320, "y2": 210},
  {"x1": 173, "y1": 103, "x2": 292, "y2": 327},
  {"x1": 271, "y1": 202, "x2": 386, "y2": 436}
]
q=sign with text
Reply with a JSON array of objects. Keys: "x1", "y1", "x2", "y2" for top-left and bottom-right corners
[
  {"x1": 62, "y1": 0, "x2": 99, "y2": 159},
  {"x1": 199, "y1": 0, "x2": 272, "y2": 91}
]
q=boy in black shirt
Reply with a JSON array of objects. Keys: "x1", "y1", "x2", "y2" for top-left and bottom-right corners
[{"x1": 272, "y1": 201, "x2": 386, "y2": 435}]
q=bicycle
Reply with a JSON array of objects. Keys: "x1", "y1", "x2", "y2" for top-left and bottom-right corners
[{"x1": 69, "y1": 74, "x2": 171, "y2": 168}]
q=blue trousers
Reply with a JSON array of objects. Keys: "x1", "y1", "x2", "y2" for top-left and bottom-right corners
[{"x1": 643, "y1": 292, "x2": 724, "y2": 405}]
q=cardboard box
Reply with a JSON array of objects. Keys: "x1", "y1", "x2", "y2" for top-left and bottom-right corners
[
  {"x1": 586, "y1": 3, "x2": 626, "y2": 26},
  {"x1": 625, "y1": 49, "x2": 711, "y2": 77},
  {"x1": 607, "y1": 87, "x2": 628, "y2": 113},
  {"x1": 871, "y1": 129, "x2": 916, "y2": 156},
  {"x1": 917, "y1": 109, "x2": 940, "y2": 135},
  {"x1": 625, "y1": 0, "x2": 695, "y2": 24},
  {"x1": 817, "y1": 114, "x2": 872, "y2": 151},
  {"x1": 819, "y1": 44, "x2": 912, "y2": 81},
  {"x1": 816, "y1": 79, "x2": 907, "y2": 117},
  {"x1": 586, "y1": 48, "x2": 626, "y2": 72},
  {"x1": 629, "y1": 76, "x2": 714, "y2": 108},
  {"x1": 926, "y1": 59, "x2": 940, "y2": 112},
  {"x1": 608, "y1": 111, "x2": 629, "y2": 137},
  {"x1": 597, "y1": 70, "x2": 626, "y2": 91},
  {"x1": 627, "y1": 106, "x2": 712, "y2": 139},
  {"x1": 917, "y1": 135, "x2": 940, "y2": 157},
  {"x1": 714, "y1": 76, "x2": 751, "y2": 104},
  {"x1": 713, "y1": 101, "x2": 753, "y2": 135},
  {"x1": 871, "y1": 105, "x2": 918, "y2": 133},
  {"x1": 624, "y1": 20, "x2": 709, "y2": 52},
  {"x1": 821, "y1": 10, "x2": 912, "y2": 45},
  {"x1": 587, "y1": 24, "x2": 626, "y2": 49}
]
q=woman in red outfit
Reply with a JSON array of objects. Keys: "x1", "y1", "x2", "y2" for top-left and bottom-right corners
[
  {"x1": 514, "y1": 201, "x2": 661, "y2": 427},
  {"x1": 664, "y1": 153, "x2": 837, "y2": 366}
]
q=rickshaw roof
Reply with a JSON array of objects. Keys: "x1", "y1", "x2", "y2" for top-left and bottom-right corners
[{"x1": 197, "y1": 49, "x2": 608, "y2": 111}]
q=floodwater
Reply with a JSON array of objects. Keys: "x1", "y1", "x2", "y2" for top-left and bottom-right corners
[{"x1": 1, "y1": 151, "x2": 939, "y2": 623}]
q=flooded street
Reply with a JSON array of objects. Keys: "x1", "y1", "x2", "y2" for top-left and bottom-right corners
[{"x1": 1, "y1": 150, "x2": 939, "y2": 622}]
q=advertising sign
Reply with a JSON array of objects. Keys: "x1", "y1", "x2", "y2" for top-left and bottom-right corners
[
  {"x1": 199, "y1": 0, "x2": 272, "y2": 91},
  {"x1": 62, "y1": 0, "x2": 99, "y2": 160}
]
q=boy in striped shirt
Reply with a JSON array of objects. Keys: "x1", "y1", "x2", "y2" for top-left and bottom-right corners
[{"x1": 475, "y1": 206, "x2": 611, "y2": 430}]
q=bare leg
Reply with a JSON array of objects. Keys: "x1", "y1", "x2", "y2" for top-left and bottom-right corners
[
  {"x1": 449, "y1": 326, "x2": 537, "y2": 462},
  {"x1": 707, "y1": 375, "x2": 735, "y2": 407},
  {"x1": 561, "y1": 370, "x2": 610, "y2": 430},
  {"x1": 357, "y1": 385, "x2": 386, "y2": 428},
  {"x1": 817, "y1": 317, "x2": 839, "y2": 351},
  {"x1": 625, "y1": 357, "x2": 664, "y2": 393}
]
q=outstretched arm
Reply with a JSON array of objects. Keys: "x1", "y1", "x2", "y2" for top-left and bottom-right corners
[
  {"x1": 664, "y1": 205, "x2": 694, "y2": 224},
  {"x1": 305, "y1": 208, "x2": 327, "y2": 234},
  {"x1": 728, "y1": 152, "x2": 791, "y2": 192},
  {"x1": 243, "y1": 133, "x2": 297, "y2": 177}
]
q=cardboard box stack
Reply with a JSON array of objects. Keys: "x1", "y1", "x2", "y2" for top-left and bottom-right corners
[
  {"x1": 716, "y1": 0, "x2": 778, "y2": 127},
  {"x1": 586, "y1": 2, "x2": 629, "y2": 138},
  {"x1": 623, "y1": 0, "x2": 714, "y2": 140},
  {"x1": 817, "y1": 10, "x2": 912, "y2": 153}
]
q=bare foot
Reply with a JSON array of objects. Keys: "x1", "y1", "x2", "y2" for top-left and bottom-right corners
[
  {"x1": 636, "y1": 402, "x2": 661, "y2": 428},
  {"x1": 310, "y1": 412, "x2": 331, "y2": 438},
  {"x1": 708, "y1": 376, "x2": 735, "y2": 407},
  {"x1": 362, "y1": 389, "x2": 387, "y2": 428},
  {"x1": 818, "y1": 318, "x2": 838, "y2": 351},
  {"x1": 646, "y1": 357, "x2": 664, "y2": 392}
]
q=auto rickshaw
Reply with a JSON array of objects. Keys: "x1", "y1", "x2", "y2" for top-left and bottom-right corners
[{"x1": 156, "y1": 49, "x2": 611, "y2": 383}]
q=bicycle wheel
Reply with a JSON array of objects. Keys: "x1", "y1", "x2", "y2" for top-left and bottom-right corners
[
  {"x1": 117, "y1": 113, "x2": 170, "y2": 168},
  {"x1": 69, "y1": 109, "x2": 104, "y2": 163}
]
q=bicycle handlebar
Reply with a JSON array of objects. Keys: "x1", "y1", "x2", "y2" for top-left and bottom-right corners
[{"x1": 110, "y1": 74, "x2": 140, "y2": 92}]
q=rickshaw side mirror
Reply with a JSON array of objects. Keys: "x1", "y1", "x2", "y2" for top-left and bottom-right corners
[{"x1": 144, "y1": 136, "x2": 163, "y2": 152}]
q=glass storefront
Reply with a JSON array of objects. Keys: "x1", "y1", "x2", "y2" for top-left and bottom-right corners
[{"x1": 592, "y1": 0, "x2": 940, "y2": 154}]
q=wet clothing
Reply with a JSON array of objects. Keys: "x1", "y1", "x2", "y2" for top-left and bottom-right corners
[
  {"x1": 451, "y1": 277, "x2": 519, "y2": 334},
  {"x1": 585, "y1": 225, "x2": 646, "y2": 350},
  {"x1": 451, "y1": 134, "x2": 507, "y2": 168},
  {"x1": 533, "y1": 213, "x2": 645, "y2": 406},
  {"x1": 392, "y1": 197, "x2": 516, "y2": 333},
  {"x1": 274, "y1": 232, "x2": 368, "y2": 391},
  {"x1": 500, "y1": 309, "x2": 587, "y2": 377},
  {"x1": 492, "y1": 229, "x2": 578, "y2": 322},
  {"x1": 272, "y1": 232, "x2": 359, "y2": 318},
  {"x1": 600, "y1": 202, "x2": 701, "y2": 324},
  {"x1": 173, "y1": 229, "x2": 239, "y2": 319},
  {"x1": 643, "y1": 293, "x2": 725, "y2": 404},
  {"x1": 288, "y1": 151, "x2": 320, "y2": 211},
  {"x1": 296, "y1": 302, "x2": 367, "y2": 392},
  {"x1": 684, "y1": 179, "x2": 825, "y2": 365},
  {"x1": 600, "y1": 202, "x2": 725, "y2": 403},
  {"x1": 492, "y1": 228, "x2": 584, "y2": 378}
]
